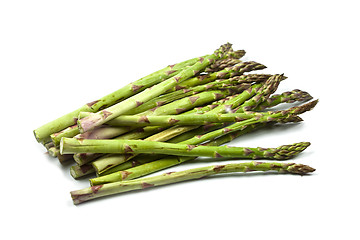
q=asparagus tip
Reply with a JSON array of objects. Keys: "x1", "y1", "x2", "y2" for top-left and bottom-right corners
[
  {"x1": 293, "y1": 99, "x2": 319, "y2": 115},
  {"x1": 274, "y1": 142, "x2": 311, "y2": 159},
  {"x1": 287, "y1": 163, "x2": 316, "y2": 175}
]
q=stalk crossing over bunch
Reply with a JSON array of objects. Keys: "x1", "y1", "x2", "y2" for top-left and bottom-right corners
[{"x1": 33, "y1": 43, "x2": 318, "y2": 204}]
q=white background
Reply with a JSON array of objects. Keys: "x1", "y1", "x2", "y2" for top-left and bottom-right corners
[{"x1": 1, "y1": 0, "x2": 359, "y2": 239}]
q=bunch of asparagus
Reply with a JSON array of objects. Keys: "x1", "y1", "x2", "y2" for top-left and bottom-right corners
[{"x1": 34, "y1": 43, "x2": 317, "y2": 204}]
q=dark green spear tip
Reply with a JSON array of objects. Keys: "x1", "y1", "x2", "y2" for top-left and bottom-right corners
[
  {"x1": 214, "y1": 43, "x2": 233, "y2": 58},
  {"x1": 274, "y1": 142, "x2": 311, "y2": 159}
]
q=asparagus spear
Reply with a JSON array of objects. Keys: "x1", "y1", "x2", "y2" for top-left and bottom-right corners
[
  {"x1": 89, "y1": 84, "x2": 266, "y2": 174},
  {"x1": 70, "y1": 87, "x2": 240, "y2": 144},
  {"x1": 73, "y1": 88, "x2": 238, "y2": 141},
  {"x1": 72, "y1": 124, "x2": 221, "y2": 178},
  {"x1": 70, "y1": 161, "x2": 315, "y2": 204},
  {"x1": 71, "y1": 122, "x2": 229, "y2": 179},
  {"x1": 254, "y1": 89, "x2": 313, "y2": 111},
  {"x1": 89, "y1": 76, "x2": 280, "y2": 174},
  {"x1": 234, "y1": 74, "x2": 283, "y2": 113},
  {"x1": 204, "y1": 58, "x2": 242, "y2": 73},
  {"x1": 33, "y1": 55, "x2": 207, "y2": 144},
  {"x1": 76, "y1": 95, "x2": 240, "y2": 173},
  {"x1": 76, "y1": 125, "x2": 199, "y2": 166},
  {"x1": 97, "y1": 123, "x2": 229, "y2": 177},
  {"x1": 122, "y1": 74, "x2": 265, "y2": 116},
  {"x1": 51, "y1": 72, "x2": 265, "y2": 145},
  {"x1": 170, "y1": 61, "x2": 266, "y2": 91},
  {"x1": 70, "y1": 164, "x2": 96, "y2": 179},
  {"x1": 61, "y1": 136, "x2": 310, "y2": 160},
  {"x1": 104, "y1": 112, "x2": 270, "y2": 127},
  {"x1": 73, "y1": 126, "x2": 167, "y2": 166},
  {"x1": 89, "y1": 100, "x2": 317, "y2": 183},
  {"x1": 77, "y1": 43, "x2": 234, "y2": 133}
]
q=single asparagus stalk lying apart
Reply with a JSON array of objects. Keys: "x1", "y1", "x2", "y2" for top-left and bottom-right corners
[
  {"x1": 70, "y1": 161, "x2": 315, "y2": 204},
  {"x1": 60, "y1": 138, "x2": 310, "y2": 160}
]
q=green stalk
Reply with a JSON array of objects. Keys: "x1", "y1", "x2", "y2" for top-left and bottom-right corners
[
  {"x1": 74, "y1": 94, "x2": 240, "y2": 171},
  {"x1": 89, "y1": 100, "x2": 317, "y2": 183},
  {"x1": 50, "y1": 125, "x2": 79, "y2": 146},
  {"x1": 74, "y1": 88, "x2": 239, "y2": 141},
  {"x1": 71, "y1": 161, "x2": 315, "y2": 204},
  {"x1": 76, "y1": 75, "x2": 287, "y2": 175},
  {"x1": 254, "y1": 89, "x2": 313, "y2": 111},
  {"x1": 106, "y1": 112, "x2": 270, "y2": 127},
  {"x1": 122, "y1": 76, "x2": 256, "y2": 116},
  {"x1": 85, "y1": 126, "x2": 199, "y2": 170},
  {"x1": 97, "y1": 123, "x2": 228, "y2": 177},
  {"x1": 61, "y1": 138, "x2": 310, "y2": 160},
  {"x1": 73, "y1": 126, "x2": 166, "y2": 166},
  {"x1": 89, "y1": 78, "x2": 277, "y2": 175},
  {"x1": 232, "y1": 74, "x2": 283, "y2": 113},
  {"x1": 77, "y1": 43, "x2": 234, "y2": 133},
  {"x1": 170, "y1": 61, "x2": 266, "y2": 92},
  {"x1": 89, "y1": 84, "x2": 264, "y2": 174},
  {"x1": 51, "y1": 71, "x2": 266, "y2": 145},
  {"x1": 33, "y1": 54, "x2": 207, "y2": 144},
  {"x1": 70, "y1": 164, "x2": 96, "y2": 179}
]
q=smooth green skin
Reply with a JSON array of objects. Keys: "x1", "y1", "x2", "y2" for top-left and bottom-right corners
[
  {"x1": 97, "y1": 124, "x2": 227, "y2": 177},
  {"x1": 33, "y1": 56, "x2": 204, "y2": 144},
  {"x1": 52, "y1": 71, "x2": 267, "y2": 145},
  {"x1": 89, "y1": 80, "x2": 274, "y2": 174},
  {"x1": 70, "y1": 164, "x2": 96, "y2": 179},
  {"x1": 74, "y1": 88, "x2": 237, "y2": 142},
  {"x1": 74, "y1": 74, "x2": 295, "y2": 176},
  {"x1": 60, "y1": 136, "x2": 310, "y2": 159},
  {"x1": 106, "y1": 112, "x2": 265, "y2": 127},
  {"x1": 95, "y1": 124, "x2": 269, "y2": 178},
  {"x1": 89, "y1": 85, "x2": 262, "y2": 174},
  {"x1": 42, "y1": 48, "x2": 247, "y2": 145},
  {"x1": 89, "y1": 100, "x2": 318, "y2": 183},
  {"x1": 70, "y1": 121, "x2": 225, "y2": 179},
  {"x1": 71, "y1": 161, "x2": 315, "y2": 204},
  {"x1": 76, "y1": 90, "x2": 239, "y2": 172},
  {"x1": 51, "y1": 66, "x2": 246, "y2": 145},
  {"x1": 50, "y1": 125, "x2": 80, "y2": 146},
  {"x1": 122, "y1": 77, "x2": 249, "y2": 116},
  {"x1": 77, "y1": 44, "x2": 233, "y2": 133},
  {"x1": 73, "y1": 126, "x2": 166, "y2": 166},
  {"x1": 90, "y1": 125, "x2": 199, "y2": 172}
]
